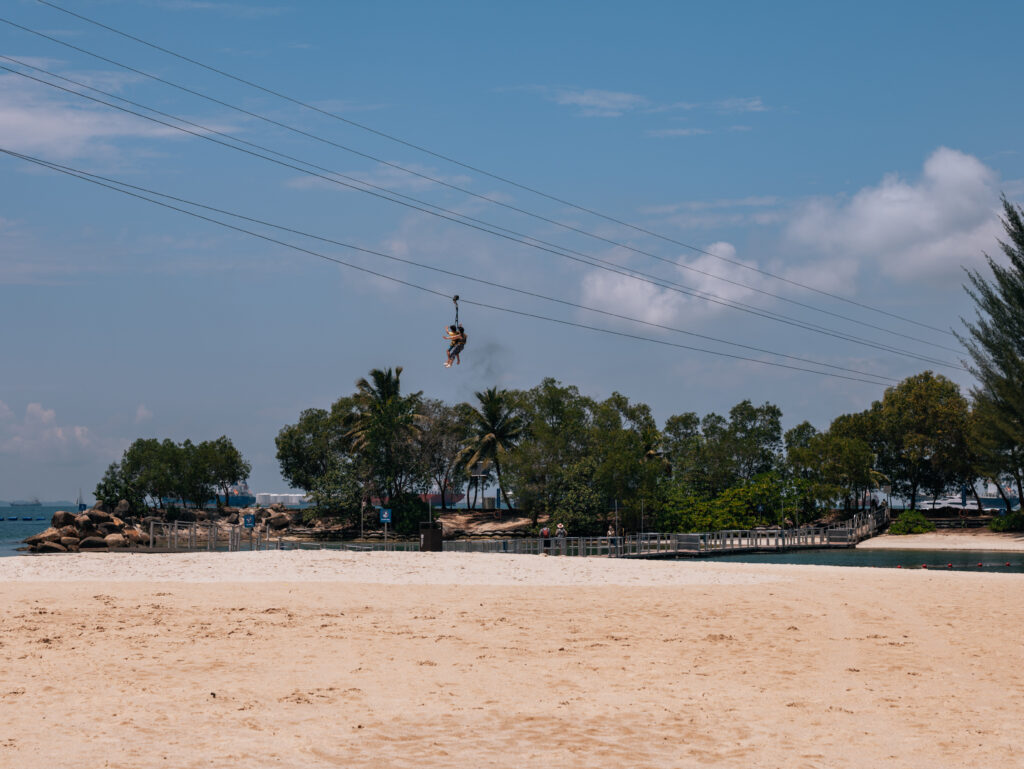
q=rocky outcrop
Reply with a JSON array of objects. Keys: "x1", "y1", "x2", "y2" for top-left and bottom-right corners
[
  {"x1": 267, "y1": 512, "x2": 291, "y2": 530},
  {"x1": 36, "y1": 541, "x2": 68, "y2": 554},
  {"x1": 78, "y1": 536, "x2": 108, "y2": 549},
  {"x1": 51, "y1": 510, "x2": 78, "y2": 529},
  {"x1": 87, "y1": 510, "x2": 112, "y2": 525},
  {"x1": 104, "y1": 533, "x2": 127, "y2": 548},
  {"x1": 114, "y1": 500, "x2": 131, "y2": 518}
]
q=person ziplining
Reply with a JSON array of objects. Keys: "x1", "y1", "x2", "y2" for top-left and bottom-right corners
[{"x1": 444, "y1": 295, "x2": 467, "y2": 368}]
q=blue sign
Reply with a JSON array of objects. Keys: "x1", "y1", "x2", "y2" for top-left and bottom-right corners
[
  {"x1": 78, "y1": 503, "x2": 87, "y2": 512},
  {"x1": 243, "y1": 514, "x2": 255, "y2": 529},
  {"x1": 379, "y1": 508, "x2": 392, "y2": 523}
]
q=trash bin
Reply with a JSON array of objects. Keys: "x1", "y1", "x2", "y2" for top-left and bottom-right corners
[{"x1": 419, "y1": 521, "x2": 442, "y2": 552}]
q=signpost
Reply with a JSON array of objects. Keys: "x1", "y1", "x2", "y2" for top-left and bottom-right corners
[
  {"x1": 380, "y1": 508, "x2": 392, "y2": 547},
  {"x1": 243, "y1": 514, "x2": 255, "y2": 529}
]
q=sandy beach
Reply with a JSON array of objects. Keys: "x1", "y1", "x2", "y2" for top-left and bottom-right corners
[
  {"x1": 1, "y1": 551, "x2": 1021, "y2": 769},
  {"x1": 857, "y1": 528, "x2": 1024, "y2": 551}
]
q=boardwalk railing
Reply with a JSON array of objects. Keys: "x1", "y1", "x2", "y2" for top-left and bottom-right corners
[
  {"x1": 443, "y1": 507, "x2": 890, "y2": 558},
  {"x1": 147, "y1": 520, "x2": 419, "y2": 553}
]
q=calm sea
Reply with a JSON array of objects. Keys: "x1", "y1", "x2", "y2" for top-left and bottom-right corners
[
  {"x1": 703, "y1": 547, "x2": 1024, "y2": 572},
  {"x1": 0, "y1": 504, "x2": 70, "y2": 557}
]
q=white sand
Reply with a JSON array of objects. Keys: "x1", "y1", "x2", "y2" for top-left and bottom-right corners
[
  {"x1": 857, "y1": 529, "x2": 1024, "y2": 551},
  {"x1": 1, "y1": 551, "x2": 1021, "y2": 768}
]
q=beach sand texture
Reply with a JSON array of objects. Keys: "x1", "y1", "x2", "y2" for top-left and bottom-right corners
[
  {"x1": 1, "y1": 552, "x2": 1021, "y2": 768},
  {"x1": 857, "y1": 529, "x2": 1024, "y2": 551}
]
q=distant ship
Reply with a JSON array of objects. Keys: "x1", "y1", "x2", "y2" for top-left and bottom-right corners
[{"x1": 11, "y1": 498, "x2": 41, "y2": 507}]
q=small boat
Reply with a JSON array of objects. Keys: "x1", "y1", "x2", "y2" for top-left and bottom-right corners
[
  {"x1": 21, "y1": 517, "x2": 34, "y2": 521},
  {"x1": 6, "y1": 516, "x2": 19, "y2": 521}
]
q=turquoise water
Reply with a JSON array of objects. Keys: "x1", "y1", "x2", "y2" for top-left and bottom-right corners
[
  {"x1": 0, "y1": 505, "x2": 68, "y2": 556},
  {"x1": 702, "y1": 547, "x2": 1024, "y2": 572}
]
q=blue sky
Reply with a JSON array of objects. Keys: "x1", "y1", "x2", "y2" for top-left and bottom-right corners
[{"x1": 1, "y1": 0, "x2": 1022, "y2": 501}]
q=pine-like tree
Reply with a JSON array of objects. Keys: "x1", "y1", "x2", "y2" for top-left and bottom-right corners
[{"x1": 958, "y1": 196, "x2": 1024, "y2": 502}]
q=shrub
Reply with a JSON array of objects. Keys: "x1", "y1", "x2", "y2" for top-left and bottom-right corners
[
  {"x1": 888, "y1": 510, "x2": 936, "y2": 535},
  {"x1": 990, "y1": 511, "x2": 1024, "y2": 532}
]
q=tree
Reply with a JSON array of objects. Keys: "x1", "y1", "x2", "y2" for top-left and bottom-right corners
[
  {"x1": 460, "y1": 387, "x2": 524, "y2": 511},
  {"x1": 177, "y1": 439, "x2": 217, "y2": 511},
  {"x1": 503, "y1": 379, "x2": 594, "y2": 524},
  {"x1": 959, "y1": 196, "x2": 1024, "y2": 503},
  {"x1": 348, "y1": 366, "x2": 425, "y2": 502},
  {"x1": 206, "y1": 435, "x2": 252, "y2": 508},
  {"x1": 873, "y1": 372, "x2": 971, "y2": 509},
  {"x1": 418, "y1": 399, "x2": 469, "y2": 510},
  {"x1": 276, "y1": 407, "x2": 343, "y2": 493},
  {"x1": 728, "y1": 400, "x2": 783, "y2": 483}
]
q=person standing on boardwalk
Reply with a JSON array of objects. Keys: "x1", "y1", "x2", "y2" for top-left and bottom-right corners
[{"x1": 555, "y1": 523, "x2": 567, "y2": 554}]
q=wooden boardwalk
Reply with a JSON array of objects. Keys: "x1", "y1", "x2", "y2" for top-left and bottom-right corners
[{"x1": 442, "y1": 508, "x2": 890, "y2": 559}]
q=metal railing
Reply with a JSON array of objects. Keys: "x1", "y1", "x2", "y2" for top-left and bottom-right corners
[{"x1": 147, "y1": 520, "x2": 419, "y2": 552}]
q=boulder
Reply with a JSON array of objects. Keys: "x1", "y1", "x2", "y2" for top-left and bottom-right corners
[
  {"x1": 36, "y1": 541, "x2": 67, "y2": 554},
  {"x1": 75, "y1": 513, "x2": 93, "y2": 528},
  {"x1": 91, "y1": 502, "x2": 110, "y2": 513},
  {"x1": 87, "y1": 510, "x2": 113, "y2": 525},
  {"x1": 123, "y1": 528, "x2": 149, "y2": 545},
  {"x1": 98, "y1": 522, "x2": 122, "y2": 536},
  {"x1": 51, "y1": 510, "x2": 78, "y2": 528},
  {"x1": 104, "y1": 533, "x2": 127, "y2": 548},
  {"x1": 24, "y1": 527, "x2": 62, "y2": 546},
  {"x1": 60, "y1": 536, "x2": 81, "y2": 548},
  {"x1": 225, "y1": 513, "x2": 239, "y2": 525},
  {"x1": 58, "y1": 525, "x2": 78, "y2": 538},
  {"x1": 78, "y1": 536, "x2": 108, "y2": 549},
  {"x1": 110, "y1": 516, "x2": 125, "y2": 528},
  {"x1": 115, "y1": 500, "x2": 131, "y2": 517},
  {"x1": 267, "y1": 512, "x2": 290, "y2": 530}
]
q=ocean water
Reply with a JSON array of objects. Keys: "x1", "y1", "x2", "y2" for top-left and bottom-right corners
[{"x1": 0, "y1": 505, "x2": 71, "y2": 557}]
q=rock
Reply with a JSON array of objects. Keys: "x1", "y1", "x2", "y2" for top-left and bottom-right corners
[
  {"x1": 75, "y1": 513, "x2": 92, "y2": 528},
  {"x1": 267, "y1": 512, "x2": 290, "y2": 530},
  {"x1": 24, "y1": 527, "x2": 62, "y2": 546},
  {"x1": 225, "y1": 513, "x2": 239, "y2": 525},
  {"x1": 115, "y1": 500, "x2": 131, "y2": 517},
  {"x1": 91, "y1": 502, "x2": 110, "y2": 513},
  {"x1": 58, "y1": 525, "x2": 78, "y2": 538},
  {"x1": 122, "y1": 528, "x2": 149, "y2": 545},
  {"x1": 98, "y1": 522, "x2": 122, "y2": 536},
  {"x1": 142, "y1": 516, "x2": 162, "y2": 526},
  {"x1": 51, "y1": 510, "x2": 78, "y2": 528},
  {"x1": 78, "y1": 536, "x2": 108, "y2": 549},
  {"x1": 104, "y1": 533, "x2": 127, "y2": 548},
  {"x1": 36, "y1": 541, "x2": 67, "y2": 553},
  {"x1": 87, "y1": 510, "x2": 113, "y2": 525},
  {"x1": 111, "y1": 516, "x2": 125, "y2": 528},
  {"x1": 60, "y1": 536, "x2": 81, "y2": 548}
]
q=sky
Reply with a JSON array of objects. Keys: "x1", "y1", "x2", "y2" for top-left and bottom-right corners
[{"x1": 1, "y1": 0, "x2": 1023, "y2": 502}]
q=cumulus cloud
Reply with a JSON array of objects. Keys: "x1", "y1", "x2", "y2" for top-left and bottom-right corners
[
  {"x1": 786, "y1": 147, "x2": 1003, "y2": 280},
  {"x1": 579, "y1": 241, "x2": 761, "y2": 326},
  {"x1": 0, "y1": 401, "x2": 93, "y2": 461}
]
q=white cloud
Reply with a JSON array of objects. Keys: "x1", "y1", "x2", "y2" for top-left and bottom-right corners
[
  {"x1": 0, "y1": 67, "x2": 221, "y2": 160},
  {"x1": 0, "y1": 401, "x2": 93, "y2": 461},
  {"x1": 134, "y1": 404, "x2": 153, "y2": 424},
  {"x1": 579, "y1": 241, "x2": 761, "y2": 326},
  {"x1": 646, "y1": 128, "x2": 710, "y2": 138},
  {"x1": 786, "y1": 147, "x2": 1003, "y2": 280},
  {"x1": 712, "y1": 97, "x2": 767, "y2": 113},
  {"x1": 550, "y1": 88, "x2": 648, "y2": 117}
]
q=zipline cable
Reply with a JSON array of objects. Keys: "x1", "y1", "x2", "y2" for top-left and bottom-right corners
[
  {"x1": 0, "y1": 148, "x2": 895, "y2": 386},
  {"x1": 0, "y1": 17, "x2": 961, "y2": 353},
  {"x1": 32, "y1": 0, "x2": 960, "y2": 339},
  {"x1": 0, "y1": 59, "x2": 965, "y2": 372},
  {"x1": 1, "y1": 147, "x2": 898, "y2": 384}
]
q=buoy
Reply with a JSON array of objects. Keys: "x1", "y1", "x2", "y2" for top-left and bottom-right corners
[
  {"x1": 1006, "y1": 562, "x2": 1011, "y2": 567},
  {"x1": 896, "y1": 564, "x2": 902, "y2": 568},
  {"x1": 922, "y1": 564, "x2": 927, "y2": 569},
  {"x1": 977, "y1": 562, "x2": 983, "y2": 567},
  {"x1": 947, "y1": 563, "x2": 953, "y2": 569}
]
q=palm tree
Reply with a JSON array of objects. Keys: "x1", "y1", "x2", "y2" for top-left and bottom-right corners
[
  {"x1": 460, "y1": 387, "x2": 524, "y2": 512},
  {"x1": 347, "y1": 366, "x2": 423, "y2": 501}
]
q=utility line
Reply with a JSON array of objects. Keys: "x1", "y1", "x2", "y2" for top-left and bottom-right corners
[
  {"x1": 1, "y1": 148, "x2": 896, "y2": 384},
  {"x1": 0, "y1": 59, "x2": 965, "y2": 372},
  {"x1": 32, "y1": 0, "x2": 959, "y2": 339},
  {"x1": 0, "y1": 147, "x2": 894, "y2": 387},
  {"x1": 0, "y1": 18, "x2": 958, "y2": 354},
  {"x1": 0, "y1": 17, "x2": 960, "y2": 354}
]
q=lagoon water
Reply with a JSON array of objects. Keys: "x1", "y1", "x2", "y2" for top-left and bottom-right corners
[{"x1": 703, "y1": 547, "x2": 1024, "y2": 572}]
